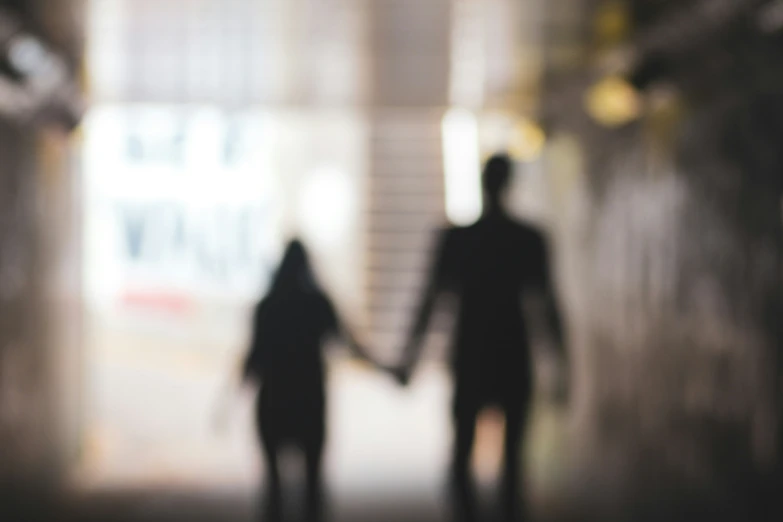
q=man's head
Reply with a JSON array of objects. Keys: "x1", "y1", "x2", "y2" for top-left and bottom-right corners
[{"x1": 482, "y1": 153, "x2": 512, "y2": 205}]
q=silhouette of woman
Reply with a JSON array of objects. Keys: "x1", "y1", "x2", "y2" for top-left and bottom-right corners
[{"x1": 242, "y1": 239, "x2": 372, "y2": 522}]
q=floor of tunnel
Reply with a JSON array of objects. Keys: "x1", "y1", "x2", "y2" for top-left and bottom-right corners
[
  {"x1": 7, "y1": 472, "x2": 778, "y2": 522},
  {"x1": 77, "y1": 345, "x2": 571, "y2": 493},
  {"x1": 64, "y1": 338, "x2": 778, "y2": 522},
  {"x1": 59, "y1": 481, "x2": 587, "y2": 522},
  {"x1": 58, "y1": 353, "x2": 574, "y2": 522}
]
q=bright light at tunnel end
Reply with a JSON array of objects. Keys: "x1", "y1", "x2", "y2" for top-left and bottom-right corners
[
  {"x1": 443, "y1": 108, "x2": 482, "y2": 226},
  {"x1": 298, "y1": 166, "x2": 355, "y2": 248}
]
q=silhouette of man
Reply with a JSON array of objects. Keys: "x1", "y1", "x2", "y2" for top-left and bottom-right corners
[{"x1": 395, "y1": 153, "x2": 568, "y2": 522}]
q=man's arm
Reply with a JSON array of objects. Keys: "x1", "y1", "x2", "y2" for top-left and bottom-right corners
[
  {"x1": 398, "y1": 229, "x2": 453, "y2": 378},
  {"x1": 533, "y1": 234, "x2": 569, "y2": 400},
  {"x1": 541, "y1": 245, "x2": 565, "y2": 359},
  {"x1": 323, "y1": 296, "x2": 376, "y2": 364}
]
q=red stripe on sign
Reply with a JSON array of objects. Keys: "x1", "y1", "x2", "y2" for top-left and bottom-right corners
[{"x1": 121, "y1": 291, "x2": 193, "y2": 315}]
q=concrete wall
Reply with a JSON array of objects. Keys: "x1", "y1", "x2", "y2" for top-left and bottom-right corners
[
  {"x1": 538, "y1": 1, "x2": 783, "y2": 517},
  {"x1": 0, "y1": 0, "x2": 84, "y2": 490},
  {"x1": 0, "y1": 122, "x2": 56, "y2": 486}
]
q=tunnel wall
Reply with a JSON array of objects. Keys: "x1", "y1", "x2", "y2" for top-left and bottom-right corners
[
  {"x1": 537, "y1": 3, "x2": 783, "y2": 519},
  {"x1": 542, "y1": 86, "x2": 783, "y2": 521},
  {"x1": 584, "y1": 126, "x2": 778, "y2": 506},
  {"x1": 0, "y1": 121, "x2": 59, "y2": 488},
  {"x1": 0, "y1": 0, "x2": 84, "y2": 493}
]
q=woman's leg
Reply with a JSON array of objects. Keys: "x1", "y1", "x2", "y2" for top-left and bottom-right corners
[
  {"x1": 259, "y1": 404, "x2": 283, "y2": 522},
  {"x1": 303, "y1": 421, "x2": 325, "y2": 522}
]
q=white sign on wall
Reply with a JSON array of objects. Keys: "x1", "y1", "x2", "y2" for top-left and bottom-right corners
[{"x1": 82, "y1": 105, "x2": 284, "y2": 324}]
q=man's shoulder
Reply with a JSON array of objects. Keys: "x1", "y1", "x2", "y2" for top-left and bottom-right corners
[
  {"x1": 436, "y1": 219, "x2": 546, "y2": 246},
  {"x1": 432, "y1": 223, "x2": 465, "y2": 241},
  {"x1": 513, "y1": 220, "x2": 546, "y2": 240},
  {"x1": 437, "y1": 223, "x2": 476, "y2": 247},
  {"x1": 502, "y1": 219, "x2": 548, "y2": 255}
]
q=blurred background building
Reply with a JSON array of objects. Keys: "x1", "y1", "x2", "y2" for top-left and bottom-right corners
[{"x1": 0, "y1": 0, "x2": 84, "y2": 492}]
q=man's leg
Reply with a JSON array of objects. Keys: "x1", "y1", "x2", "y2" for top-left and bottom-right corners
[
  {"x1": 501, "y1": 399, "x2": 530, "y2": 522},
  {"x1": 451, "y1": 402, "x2": 480, "y2": 522}
]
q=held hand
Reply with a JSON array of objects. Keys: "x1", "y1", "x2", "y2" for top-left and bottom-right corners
[
  {"x1": 391, "y1": 337, "x2": 422, "y2": 387},
  {"x1": 388, "y1": 363, "x2": 411, "y2": 387},
  {"x1": 373, "y1": 363, "x2": 410, "y2": 386}
]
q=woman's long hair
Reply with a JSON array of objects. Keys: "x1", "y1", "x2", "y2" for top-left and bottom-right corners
[{"x1": 267, "y1": 239, "x2": 321, "y2": 298}]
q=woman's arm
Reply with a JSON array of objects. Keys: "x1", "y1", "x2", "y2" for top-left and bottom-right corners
[
  {"x1": 323, "y1": 296, "x2": 379, "y2": 367},
  {"x1": 242, "y1": 301, "x2": 267, "y2": 385}
]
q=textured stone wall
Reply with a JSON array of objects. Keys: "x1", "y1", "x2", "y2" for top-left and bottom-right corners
[
  {"x1": 537, "y1": 1, "x2": 783, "y2": 518},
  {"x1": 0, "y1": 0, "x2": 84, "y2": 489},
  {"x1": 0, "y1": 120, "x2": 56, "y2": 487}
]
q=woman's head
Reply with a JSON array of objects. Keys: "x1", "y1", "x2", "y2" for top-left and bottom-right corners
[{"x1": 270, "y1": 239, "x2": 318, "y2": 295}]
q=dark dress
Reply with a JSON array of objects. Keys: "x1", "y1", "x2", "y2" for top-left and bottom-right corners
[{"x1": 244, "y1": 290, "x2": 339, "y2": 452}]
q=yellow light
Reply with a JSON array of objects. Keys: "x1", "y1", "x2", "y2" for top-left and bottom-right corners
[
  {"x1": 585, "y1": 75, "x2": 641, "y2": 127},
  {"x1": 509, "y1": 118, "x2": 546, "y2": 162},
  {"x1": 594, "y1": 1, "x2": 631, "y2": 46}
]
